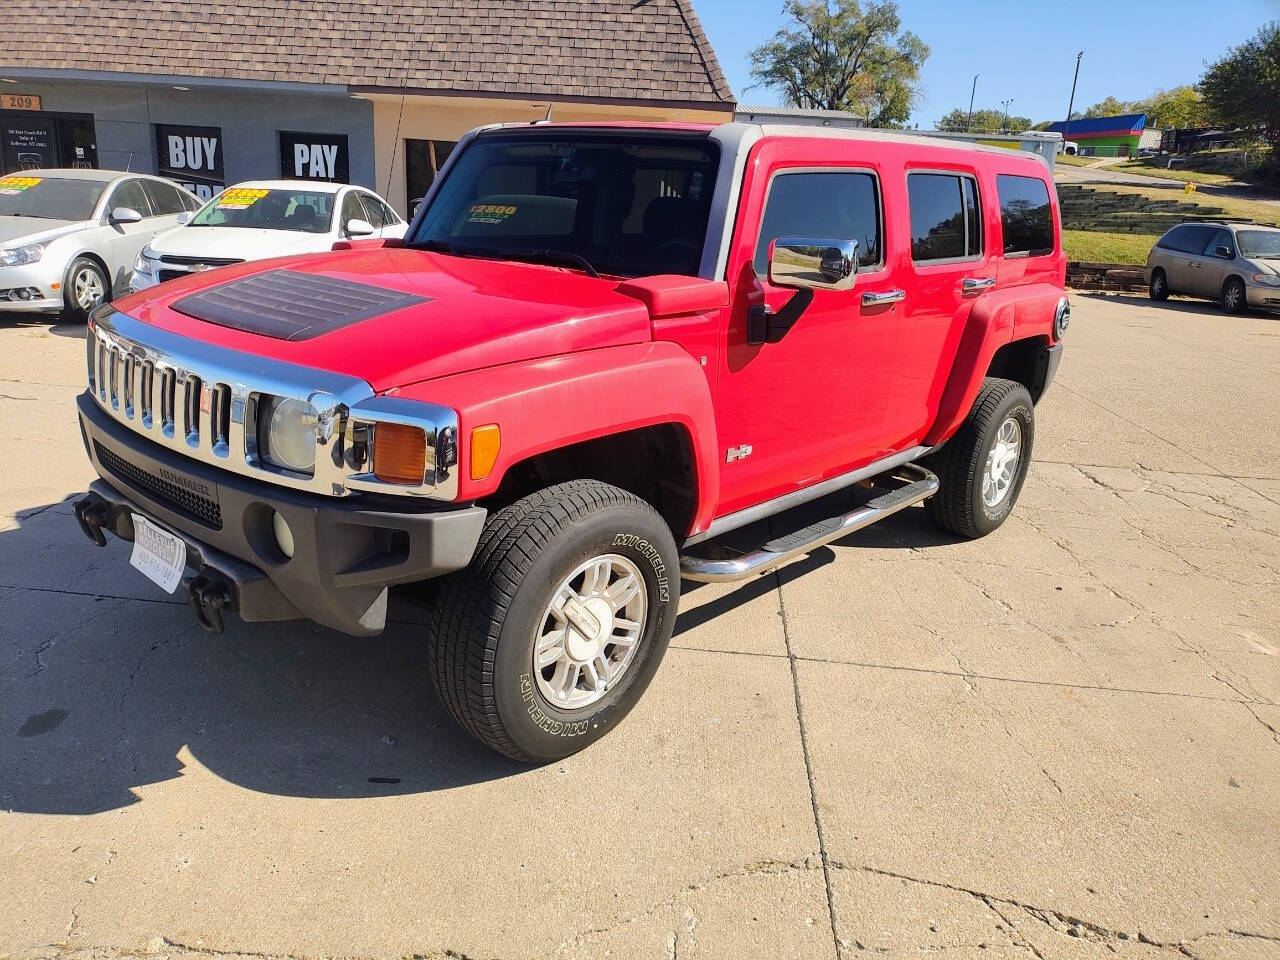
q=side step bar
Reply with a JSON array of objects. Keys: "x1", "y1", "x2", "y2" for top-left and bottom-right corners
[{"x1": 680, "y1": 463, "x2": 939, "y2": 583}]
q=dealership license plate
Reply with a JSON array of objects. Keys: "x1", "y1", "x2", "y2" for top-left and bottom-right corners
[{"x1": 129, "y1": 515, "x2": 187, "y2": 594}]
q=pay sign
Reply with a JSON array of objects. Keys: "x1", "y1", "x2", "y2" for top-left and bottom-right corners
[{"x1": 279, "y1": 132, "x2": 349, "y2": 183}]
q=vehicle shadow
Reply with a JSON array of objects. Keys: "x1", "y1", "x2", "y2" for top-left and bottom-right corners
[
  {"x1": 2, "y1": 481, "x2": 958, "y2": 816},
  {"x1": 0, "y1": 311, "x2": 86, "y2": 338},
  {"x1": 1075, "y1": 290, "x2": 1279, "y2": 320}
]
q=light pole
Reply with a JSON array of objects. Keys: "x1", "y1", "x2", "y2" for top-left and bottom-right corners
[
  {"x1": 1064, "y1": 51, "x2": 1084, "y2": 147},
  {"x1": 966, "y1": 74, "x2": 979, "y2": 132},
  {"x1": 1000, "y1": 98, "x2": 1014, "y2": 133}
]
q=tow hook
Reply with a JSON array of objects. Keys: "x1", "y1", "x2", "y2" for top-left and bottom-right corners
[
  {"x1": 74, "y1": 495, "x2": 111, "y2": 547},
  {"x1": 187, "y1": 573, "x2": 233, "y2": 635}
]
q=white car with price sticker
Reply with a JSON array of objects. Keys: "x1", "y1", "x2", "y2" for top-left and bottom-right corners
[
  {"x1": 130, "y1": 180, "x2": 408, "y2": 292},
  {"x1": 0, "y1": 169, "x2": 201, "y2": 322}
]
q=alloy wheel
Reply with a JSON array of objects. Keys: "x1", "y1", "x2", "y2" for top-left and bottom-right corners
[{"x1": 982, "y1": 416, "x2": 1022, "y2": 508}]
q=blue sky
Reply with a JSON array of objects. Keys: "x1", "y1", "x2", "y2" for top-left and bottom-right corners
[{"x1": 695, "y1": 0, "x2": 1278, "y2": 127}]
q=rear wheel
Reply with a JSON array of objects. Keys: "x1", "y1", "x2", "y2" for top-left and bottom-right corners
[
  {"x1": 924, "y1": 378, "x2": 1034, "y2": 539},
  {"x1": 1221, "y1": 277, "x2": 1246, "y2": 315},
  {"x1": 62, "y1": 257, "x2": 109, "y2": 324},
  {"x1": 428, "y1": 480, "x2": 680, "y2": 762},
  {"x1": 1149, "y1": 268, "x2": 1169, "y2": 301}
]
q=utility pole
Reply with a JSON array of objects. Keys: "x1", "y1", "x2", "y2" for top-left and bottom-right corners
[
  {"x1": 1000, "y1": 98, "x2": 1014, "y2": 133},
  {"x1": 966, "y1": 74, "x2": 979, "y2": 132},
  {"x1": 1064, "y1": 51, "x2": 1084, "y2": 145}
]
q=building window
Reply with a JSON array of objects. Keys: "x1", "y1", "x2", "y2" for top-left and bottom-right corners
[
  {"x1": 996, "y1": 174, "x2": 1054, "y2": 258},
  {"x1": 754, "y1": 170, "x2": 882, "y2": 277},
  {"x1": 907, "y1": 172, "x2": 982, "y2": 263},
  {"x1": 405, "y1": 139, "x2": 457, "y2": 211}
]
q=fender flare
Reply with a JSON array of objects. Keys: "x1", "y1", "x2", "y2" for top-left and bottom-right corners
[{"x1": 392, "y1": 341, "x2": 721, "y2": 537}]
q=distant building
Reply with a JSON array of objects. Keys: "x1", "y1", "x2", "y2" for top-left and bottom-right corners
[
  {"x1": 1044, "y1": 113, "x2": 1160, "y2": 158},
  {"x1": 735, "y1": 106, "x2": 866, "y2": 128}
]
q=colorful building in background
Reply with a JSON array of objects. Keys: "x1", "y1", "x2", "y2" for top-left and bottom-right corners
[{"x1": 1044, "y1": 113, "x2": 1160, "y2": 157}]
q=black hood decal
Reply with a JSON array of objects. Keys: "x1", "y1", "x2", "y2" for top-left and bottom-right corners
[{"x1": 172, "y1": 269, "x2": 430, "y2": 341}]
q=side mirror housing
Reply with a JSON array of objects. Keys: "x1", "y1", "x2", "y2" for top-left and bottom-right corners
[
  {"x1": 110, "y1": 206, "x2": 143, "y2": 224},
  {"x1": 769, "y1": 237, "x2": 859, "y2": 292},
  {"x1": 1216, "y1": 245, "x2": 1234, "y2": 259},
  {"x1": 176, "y1": 211, "x2": 192, "y2": 225},
  {"x1": 344, "y1": 218, "x2": 375, "y2": 238}
]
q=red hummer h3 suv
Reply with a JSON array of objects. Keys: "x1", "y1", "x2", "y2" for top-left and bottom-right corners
[{"x1": 74, "y1": 122, "x2": 1068, "y2": 761}]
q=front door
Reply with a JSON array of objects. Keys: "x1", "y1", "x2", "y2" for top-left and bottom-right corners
[
  {"x1": 104, "y1": 178, "x2": 161, "y2": 294},
  {"x1": 713, "y1": 142, "x2": 907, "y2": 518},
  {"x1": 1193, "y1": 227, "x2": 1235, "y2": 298}
]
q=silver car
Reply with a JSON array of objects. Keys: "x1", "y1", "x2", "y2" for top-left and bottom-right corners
[
  {"x1": 1146, "y1": 221, "x2": 1280, "y2": 315},
  {"x1": 0, "y1": 169, "x2": 200, "y2": 322}
]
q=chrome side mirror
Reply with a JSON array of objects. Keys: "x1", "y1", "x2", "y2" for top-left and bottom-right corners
[
  {"x1": 110, "y1": 206, "x2": 143, "y2": 224},
  {"x1": 344, "y1": 218, "x2": 375, "y2": 238},
  {"x1": 769, "y1": 237, "x2": 859, "y2": 292}
]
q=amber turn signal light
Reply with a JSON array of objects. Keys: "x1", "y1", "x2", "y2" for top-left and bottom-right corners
[
  {"x1": 373, "y1": 422, "x2": 427, "y2": 485},
  {"x1": 470, "y1": 424, "x2": 501, "y2": 481}
]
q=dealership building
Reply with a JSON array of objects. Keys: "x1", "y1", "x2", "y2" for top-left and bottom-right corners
[{"x1": 0, "y1": 0, "x2": 735, "y2": 214}]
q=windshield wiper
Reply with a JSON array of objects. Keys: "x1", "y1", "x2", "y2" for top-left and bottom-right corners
[{"x1": 499, "y1": 248, "x2": 601, "y2": 278}]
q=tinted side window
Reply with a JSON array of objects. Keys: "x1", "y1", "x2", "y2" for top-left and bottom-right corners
[
  {"x1": 1171, "y1": 225, "x2": 1215, "y2": 253},
  {"x1": 1201, "y1": 228, "x2": 1233, "y2": 258},
  {"x1": 143, "y1": 179, "x2": 187, "y2": 215},
  {"x1": 1157, "y1": 226, "x2": 1188, "y2": 251},
  {"x1": 908, "y1": 173, "x2": 982, "y2": 262},
  {"x1": 357, "y1": 193, "x2": 387, "y2": 228},
  {"x1": 996, "y1": 175, "x2": 1053, "y2": 257},
  {"x1": 755, "y1": 171, "x2": 881, "y2": 276},
  {"x1": 110, "y1": 179, "x2": 153, "y2": 218}
]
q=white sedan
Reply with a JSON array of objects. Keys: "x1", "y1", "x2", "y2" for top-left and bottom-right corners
[
  {"x1": 0, "y1": 169, "x2": 200, "y2": 321},
  {"x1": 131, "y1": 181, "x2": 407, "y2": 291}
]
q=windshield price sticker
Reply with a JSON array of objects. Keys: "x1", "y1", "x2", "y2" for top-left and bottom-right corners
[
  {"x1": 0, "y1": 176, "x2": 42, "y2": 195},
  {"x1": 467, "y1": 203, "x2": 518, "y2": 224},
  {"x1": 217, "y1": 187, "x2": 270, "y2": 210}
]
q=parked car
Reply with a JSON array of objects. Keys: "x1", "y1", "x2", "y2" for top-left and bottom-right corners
[
  {"x1": 0, "y1": 169, "x2": 200, "y2": 322},
  {"x1": 73, "y1": 121, "x2": 1068, "y2": 762},
  {"x1": 1062, "y1": 141, "x2": 1079, "y2": 155},
  {"x1": 1146, "y1": 222, "x2": 1280, "y2": 314},
  {"x1": 130, "y1": 181, "x2": 407, "y2": 291}
]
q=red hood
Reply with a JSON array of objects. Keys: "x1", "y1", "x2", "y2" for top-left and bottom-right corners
[{"x1": 116, "y1": 247, "x2": 654, "y2": 392}]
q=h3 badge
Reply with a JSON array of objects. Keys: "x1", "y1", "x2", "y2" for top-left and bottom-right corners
[{"x1": 725, "y1": 444, "x2": 753, "y2": 464}]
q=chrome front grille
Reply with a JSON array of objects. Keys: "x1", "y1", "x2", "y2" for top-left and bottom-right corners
[{"x1": 85, "y1": 308, "x2": 460, "y2": 500}]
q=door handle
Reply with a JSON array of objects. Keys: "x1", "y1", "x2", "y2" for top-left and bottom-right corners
[
  {"x1": 962, "y1": 276, "x2": 996, "y2": 292},
  {"x1": 862, "y1": 289, "x2": 905, "y2": 307}
]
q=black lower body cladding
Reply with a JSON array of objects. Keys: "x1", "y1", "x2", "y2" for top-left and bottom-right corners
[{"x1": 75, "y1": 392, "x2": 486, "y2": 636}]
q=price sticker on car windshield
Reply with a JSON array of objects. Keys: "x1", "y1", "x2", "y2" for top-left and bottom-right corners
[
  {"x1": 0, "y1": 176, "x2": 42, "y2": 195},
  {"x1": 466, "y1": 203, "x2": 518, "y2": 225},
  {"x1": 216, "y1": 187, "x2": 270, "y2": 210}
]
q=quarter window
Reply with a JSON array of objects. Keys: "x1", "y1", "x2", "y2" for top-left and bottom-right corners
[
  {"x1": 755, "y1": 171, "x2": 882, "y2": 277},
  {"x1": 907, "y1": 173, "x2": 982, "y2": 263},
  {"x1": 996, "y1": 175, "x2": 1054, "y2": 257}
]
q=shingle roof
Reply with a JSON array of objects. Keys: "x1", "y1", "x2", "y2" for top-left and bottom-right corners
[{"x1": 0, "y1": 0, "x2": 735, "y2": 107}]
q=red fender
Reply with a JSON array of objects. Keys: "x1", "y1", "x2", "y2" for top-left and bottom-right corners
[{"x1": 391, "y1": 341, "x2": 721, "y2": 537}]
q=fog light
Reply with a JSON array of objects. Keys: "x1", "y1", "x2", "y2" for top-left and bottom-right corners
[{"x1": 271, "y1": 510, "x2": 295, "y2": 559}]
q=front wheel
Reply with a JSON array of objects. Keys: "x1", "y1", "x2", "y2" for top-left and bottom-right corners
[
  {"x1": 62, "y1": 256, "x2": 110, "y2": 324},
  {"x1": 1222, "y1": 277, "x2": 1247, "y2": 315},
  {"x1": 924, "y1": 378, "x2": 1035, "y2": 539},
  {"x1": 428, "y1": 480, "x2": 680, "y2": 762}
]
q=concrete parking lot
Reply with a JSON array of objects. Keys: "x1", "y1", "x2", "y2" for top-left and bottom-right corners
[{"x1": 1, "y1": 293, "x2": 1278, "y2": 960}]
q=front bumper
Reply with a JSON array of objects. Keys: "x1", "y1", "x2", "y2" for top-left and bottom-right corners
[
  {"x1": 0, "y1": 259, "x2": 64, "y2": 312},
  {"x1": 77, "y1": 391, "x2": 487, "y2": 636},
  {"x1": 1245, "y1": 280, "x2": 1280, "y2": 311}
]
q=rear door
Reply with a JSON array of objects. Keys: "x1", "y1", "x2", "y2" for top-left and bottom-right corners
[{"x1": 1165, "y1": 225, "x2": 1214, "y2": 293}]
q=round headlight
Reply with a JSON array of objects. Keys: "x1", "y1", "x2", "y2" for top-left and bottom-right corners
[{"x1": 260, "y1": 397, "x2": 317, "y2": 474}]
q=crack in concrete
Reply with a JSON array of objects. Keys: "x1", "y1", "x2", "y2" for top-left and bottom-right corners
[{"x1": 26, "y1": 598, "x2": 127, "y2": 678}]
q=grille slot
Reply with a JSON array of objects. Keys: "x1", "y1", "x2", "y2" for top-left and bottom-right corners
[
  {"x1": 139, "y1": 360, "x2": 155, "y2": 427},
  {"x1": 183, "y1": 375, "x2": 203, "y2": 445},
  {"x1": 93, "y1": 440, "x2": 222, "y2": 529},
  {"x1": 210, "y1": 383, "x2": 231, "y2": 454},
  {"x1": 160, "y1": 368, "x2": 176, "y2": 436}
]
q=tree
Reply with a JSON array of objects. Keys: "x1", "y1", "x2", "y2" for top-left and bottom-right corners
[
  {"x1": 1199, "y1": 22, "x2": 1280, "y2": 143},
  {"x1": 935, "y1": 107, "x2": 1032, "y2": 134},
  {"x1": 1082, "y1": 96, "x2": 1134, "y2": 118},
  {"x1": 748, "y1": 0, "x2": 929, "y2": 127},
  {"x1": 1135, "y1": 86, "x2": 1208, "y2": 129}
]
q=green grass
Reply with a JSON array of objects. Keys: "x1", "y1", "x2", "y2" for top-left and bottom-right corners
[
  {"x1": 1112, "y1": 161, "x2": 1238, "y2": 186},
  {"x1": 1055, "y1": 153, "x2": 1104, "y2": 168},
  {"x1": 1062, "y1": 229, "x2": 1160, "y2": 265}
]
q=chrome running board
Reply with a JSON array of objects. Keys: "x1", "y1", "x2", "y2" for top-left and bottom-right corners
[{"x1": 679, "y1": 464, "x2": 939, "y2": 583}]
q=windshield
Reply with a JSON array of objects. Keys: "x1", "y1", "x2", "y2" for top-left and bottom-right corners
[
  {"x1": 189, "y1": 188, "x2": 335, "y2": 233},
  {"x1": 0, "y1": 175, "x2": 106, "y2": 220},
  {"x1": 1237, "y1": 230, "x2": 1280, "y2": 259},
  {"x1": 409, "y1": 133, "x2": 720, "y2": 278}
]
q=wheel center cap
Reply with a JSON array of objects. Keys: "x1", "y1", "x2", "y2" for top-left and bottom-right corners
[{"x1": 564, "y1": 597, "x2": 614, "y2": 661}]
